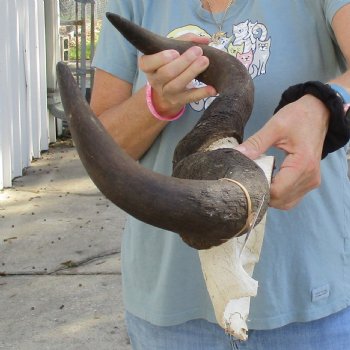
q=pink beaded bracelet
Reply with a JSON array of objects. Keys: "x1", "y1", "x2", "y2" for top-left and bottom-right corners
[{"x1": 146, "y1": 82, "x2": 185, "y2": 121}]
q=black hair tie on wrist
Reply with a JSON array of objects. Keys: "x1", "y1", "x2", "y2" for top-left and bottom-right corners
[{"x1": 274, "y1": 81, "x2": 350, "y2": 159}]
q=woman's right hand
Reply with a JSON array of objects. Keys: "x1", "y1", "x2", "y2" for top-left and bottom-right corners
[{"x1": 138, "y1": 34, "x2": 217, "y2": 117}]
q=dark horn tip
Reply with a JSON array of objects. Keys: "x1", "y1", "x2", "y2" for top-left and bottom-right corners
[
  {"x1": 56, "y1": 61, "x2": 82, "y2": 121},
  {"x1": 56, "y1": 61, "x2": 75, "y2": 93},
  {"x1": 106, "y1": 12, "x2": 120, "y2": 23},
  {"x1": 56, "y1": 61, "x2": 68, "y2": 76}
]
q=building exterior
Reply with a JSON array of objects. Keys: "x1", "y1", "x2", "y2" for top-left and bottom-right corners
[
  {"x1": 0, "y1": 0, "x2": 106, "y2": 189},
  {"x1": 0, "y1": 0, "x2": 53, "y2": 189}
]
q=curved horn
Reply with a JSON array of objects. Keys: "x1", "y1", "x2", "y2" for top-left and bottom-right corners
[
  {"x1": 105, "y1": 14, "x2": 255, "y2": 175},
  {"x1": 57, "y1": 14, "x2": 270, "y2": 250}
]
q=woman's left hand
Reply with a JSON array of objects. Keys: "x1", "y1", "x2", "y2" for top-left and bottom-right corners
[{"x1": 236, "y1": 94, "x2": 330, "y2": 210}]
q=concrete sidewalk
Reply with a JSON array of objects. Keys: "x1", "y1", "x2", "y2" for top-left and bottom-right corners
[
  {"x1": 0, "y1": 140, "x2": 130, "y2": 350},
  {"x1": 1, "y1": 139, "x2": 349, "y2": 350}
]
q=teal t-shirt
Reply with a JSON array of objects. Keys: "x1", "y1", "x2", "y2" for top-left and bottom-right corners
[{"x1": 93, "y1": 0, "x2": 350, "y2": 330}]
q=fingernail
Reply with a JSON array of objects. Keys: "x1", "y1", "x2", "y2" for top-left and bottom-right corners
[
  {"x1": 188, "y1": 46, "x2": 203, "y2": 58},
  {"x1": 208, "y1": 87, "x2": 217, "y2": 96},
  {"x1": 236, "y1": 146, "x2": 257, "y2": 159},
  {"x1": 235, "y1": 145, "x2": 246, "y2": 154},
  {"x1": 164, "y1": 50, "x2": 179, "y2": 59},
  {"x1": 198, "y1": 56, "x2": 209, "y2": 68}
]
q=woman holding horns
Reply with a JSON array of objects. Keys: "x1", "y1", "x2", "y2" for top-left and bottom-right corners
[{"x1": 90, "y1": 1, "x2": 350, "y2": 349}]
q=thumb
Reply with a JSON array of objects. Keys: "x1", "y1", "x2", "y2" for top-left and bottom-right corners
[{"x1": 236, "y1": 121, "x2": 279, "y2": 159}]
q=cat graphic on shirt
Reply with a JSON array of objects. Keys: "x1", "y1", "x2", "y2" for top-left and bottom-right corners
[
  {"x1": 166, "y1": 21, "x2": 271, "y2": 112},
  {"x1": 232, "y1": 20, "x2": 271, "y2": 74}
]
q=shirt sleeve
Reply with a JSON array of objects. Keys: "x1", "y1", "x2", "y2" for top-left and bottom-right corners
[
  {"x1": 92, "y1": 0, "x2": 138, "y2": 83},
  {"x1": 323, "y1": 0, "x2": 350, "y2": 27}
]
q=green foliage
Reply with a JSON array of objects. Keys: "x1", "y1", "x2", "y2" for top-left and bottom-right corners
[
  {"x1": 68, "y1": 31, "x2": 99, "y2": 61},
  {"x1": 69, "y1": 40, "x2": 93, "y2": 60}
]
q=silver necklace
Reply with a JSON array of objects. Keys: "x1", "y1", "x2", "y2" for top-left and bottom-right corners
[{"x1": 205, "y1": 0, "x2": 234, "y2": 45}]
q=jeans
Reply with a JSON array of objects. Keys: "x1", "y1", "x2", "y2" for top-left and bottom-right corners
[{"x1": 125, "y1": 307, "x2": 350, "y2": 350}]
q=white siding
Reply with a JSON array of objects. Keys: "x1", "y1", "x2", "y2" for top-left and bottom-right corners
[{"x1": 0, "y1": 0, "x2": 49, "y2": 189}]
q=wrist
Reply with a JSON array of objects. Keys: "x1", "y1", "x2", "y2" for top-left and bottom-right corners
[
  {"x1": 299, "y1": 94, "x2": 330, "y2": 124},
  {"x1": 274, "y1": 81, "x2": 350, "y2": 159},
  {"x1": 146, "y1": 82, "x2": 185, "y2": 121}
]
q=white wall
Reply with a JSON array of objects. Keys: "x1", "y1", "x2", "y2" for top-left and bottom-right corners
[{"x1": 0, "y1": 0, "x2": 50, "y2": 189}]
